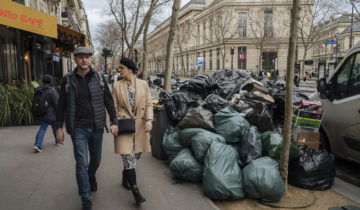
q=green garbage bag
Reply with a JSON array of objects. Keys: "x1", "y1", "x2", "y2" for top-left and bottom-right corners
[
  {"x1": 169, "y1": 148, "x2": 203, "y2": 182},
  {"x1": 229, "y1": 143, "x2": 245, "y2": 168},
  {"x1": 261, "y1": 131, "x2": 300, "y2": 161},
  {"x1": 242, "y1": 157, "x2": 284, "y2": 202},
  {"x1": 162, "y1": 128, "x2": 182, "y2": 161},
  {"x1": 214, "y1": 107, "x2": 249, "y2": 143},
  {"x1": 190, "y1": 130, "x2": 226, "y2": 163},
  {"x1": 179, "y1": 128, "x2": 208, "y2": 147},
  {"x1": 203, "y1": 141, "x2": 245, "y2": 200}
]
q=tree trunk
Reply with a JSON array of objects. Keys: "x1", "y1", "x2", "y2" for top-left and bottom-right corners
[
  {"x1": 301, "y1": 49, "x2": 307, "y2": 79},
  {"x1": 258, "y1": 44, "x2": 263, "y2": 71},
  {"x1": 280, "y1": 0, "x2": 301, "y2": 192},
  {"x1": 141, "y1": 0, "x2": 156, "y2": 80},
  {"x1": 164, "y1": 0, "x2": 181, "y2": 91}
]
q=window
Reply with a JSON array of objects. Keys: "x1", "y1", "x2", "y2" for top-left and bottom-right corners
[
  {"x1": 210, "y1": 19, "x2": 213, "y2": 42},
  {"x1": 348, "y1": 54, "x2": 360, "y2": 96},
  {"x1": 186, "y1": 53, "x2": 189, "y2": 72},
  {"x1": 217, "y1": 48, "x2": 220, "y2": 70},
  {"x1": 238, "y1": 47, "x2": 246, "y2": 69},
  {"x1": 203, "y1": 22, "x2": 206, "y2": 44},
  {"x1": 203, "y1": 51, "x2": 206, "y2": 70},
  {"x1": 238, "y1": 13, "x2": 247, "y2": 38},
  {"x1": 335, "y1": 55, "x2": 355, "y2": 99},
  {"x1": 264, "y1": 8, "x2": 273, "y2": 38},
  {"x1": 197, "y1": 25, "x2": 200, "y2": 45},
  {"x1": 210, "y1": 49, "x2": 212, "y2": 70}
]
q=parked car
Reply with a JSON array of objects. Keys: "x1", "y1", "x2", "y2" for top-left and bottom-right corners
[{"x1": 317, "y1": 41, "x2": 360, "y2": 164}]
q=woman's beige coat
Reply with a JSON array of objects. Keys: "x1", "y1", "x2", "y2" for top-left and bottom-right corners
[{"x1": 112, "y1": 79, "x2": 153, "y2": 154}]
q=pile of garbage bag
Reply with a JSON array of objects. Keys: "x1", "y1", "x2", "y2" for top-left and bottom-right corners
[{"x1": 155, "y1": 69, "x2": 334, "y2": 201}]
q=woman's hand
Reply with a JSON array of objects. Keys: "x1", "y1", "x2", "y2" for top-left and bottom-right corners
[{"x1": 145, "y1": 121, "x2": 152, "y2": 132}]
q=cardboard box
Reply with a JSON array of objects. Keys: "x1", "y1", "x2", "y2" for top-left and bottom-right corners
[
  {"x1": 293, "y1": 132, "x2": 320, "y2": 150},
  {"x1": 294, "y1": 140, "x2": 320, "y2": 150},
  {"x1": 292, "y1": 109, "x2": 322, "y2": 128}
]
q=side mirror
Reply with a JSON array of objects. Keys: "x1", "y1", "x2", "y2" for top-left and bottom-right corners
[{"x1": 317, "y1": 78, "x2": 333, "y2": 100}]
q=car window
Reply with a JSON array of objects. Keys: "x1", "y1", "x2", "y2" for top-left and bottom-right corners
[
  {"x1": 335, "y1": 55, "x2": 354, "y2": 99},
  {"x1": 348, "y1": 54, "x2": 360, "y2": 96}
]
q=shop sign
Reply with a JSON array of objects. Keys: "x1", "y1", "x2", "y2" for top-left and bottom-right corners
[{"x1": 0, "y1": 0, "x2": 57, "y2": 38}]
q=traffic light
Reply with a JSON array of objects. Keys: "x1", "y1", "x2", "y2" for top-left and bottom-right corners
[
  {"x1": 134, "y1": 48, "x2": 138, "y2": 56},
  {"x1": 230, "y1": 46, "x2": 234, "y2": 55}
]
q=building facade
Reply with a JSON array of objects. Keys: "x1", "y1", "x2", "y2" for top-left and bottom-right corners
[
  {"x1": 145, "y1": 0, "x2": 313, "y2": 78},
  {"x1": 311, "y1": 14, "x2": 360, "y2": 78},
  {"x1": 0, "y1": 0, "x2": 93, "y2": 87}
]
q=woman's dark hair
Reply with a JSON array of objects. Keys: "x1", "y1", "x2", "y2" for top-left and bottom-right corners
[
  {"x1": 42, "y1": 74, "x2": 53, "y2": 84},
  {"x1": 120, "y1": 57, "x2": 138, "y2": 74}
]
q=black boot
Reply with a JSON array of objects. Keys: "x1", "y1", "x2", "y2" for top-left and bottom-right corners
[
  {"x1": 131, "y1": 186, "x2": 146, "y2": 205},
  {"x1": 122, "y1": 170, "x2": 131, "y2": 190},
  {"x1": 89, "y1": 176, "x2": 97, "y2": 192},
  {"x1": 82, "y1": 199, "x2": 92, "y2": 210}
]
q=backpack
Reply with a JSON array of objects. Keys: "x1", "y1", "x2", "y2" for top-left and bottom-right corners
[{"x1": 32, "y1": 86, "x2": 48, "y2": 118}]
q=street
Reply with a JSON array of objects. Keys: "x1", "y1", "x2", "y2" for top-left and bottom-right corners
[{"x1": 0, "y1": 125, "x2": 217, "y2": 210}]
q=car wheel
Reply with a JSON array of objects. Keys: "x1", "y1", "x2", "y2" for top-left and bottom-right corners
[{"x1": 319, "y1": 129, "x2": 331, "y2": 152}]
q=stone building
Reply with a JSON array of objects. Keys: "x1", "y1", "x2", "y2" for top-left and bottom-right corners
[
  {"x1": 310, "y1": 14, "x2": 360, "y2": 78},
  {"x1": 0, "y1": 0, "x2": 93, "y2": 86},
  {"x1": 145, "y1": 0, "x2": 314, "y2": 78}
]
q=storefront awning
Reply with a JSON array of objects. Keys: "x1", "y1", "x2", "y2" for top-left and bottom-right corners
[
  {"x1": 0, "y1": 0, "x2": 57, "y2": 38},
  {"x1": 56, "y1": 24, "x2": 85, "y2": 52}
]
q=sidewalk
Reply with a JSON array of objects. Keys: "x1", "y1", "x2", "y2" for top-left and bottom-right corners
[{"x1": 0, "y1": 125, "x2": 218, "y2": 210}]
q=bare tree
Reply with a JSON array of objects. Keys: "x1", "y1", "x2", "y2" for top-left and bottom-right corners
[
  {"x1": 164, "y1": 0, "x2": 181, "y2": 91},
  {"x1": 108, "y1": 0, "x2": 158, "y2": 60},
  {"x1": 199, "y1": 9, "x2": 237, "y2": 69},
  {"x1": 94, "y1": 21, "x2": 123, "y2": 69},
  {"x1": 141, "y1": 0, "x2": 170, "y2": 80},
  {"x1": 298, "y1": 0, "x2": 333, "y2": 78},
  {"x1": 280, "y1": 0, "x2": 301, "y2": 191},
  {"x1": 248, "y1": 7, "x2": 273, "y2": 71},
  {"x1": 175, "y1": 22, "x2": 188, "y2": 77}
]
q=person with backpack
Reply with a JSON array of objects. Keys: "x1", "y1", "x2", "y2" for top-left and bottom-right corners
[
  {"x1": 33, "y1": 74, "x2": 59, "y2": 153},
  {"x1": 55, "y1": 47, "x2": 118, "y2": 210}
]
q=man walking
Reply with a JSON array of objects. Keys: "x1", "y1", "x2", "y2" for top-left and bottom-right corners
[
  {"x1": 55, "y1": 47, "x2": 118, "y2": 210},
  {"x1": 33, "y1": 74, "x2": 59, "y2": 152}
]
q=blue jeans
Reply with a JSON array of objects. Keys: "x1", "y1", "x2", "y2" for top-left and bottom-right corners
[
  {"x1": 72, "y1": 127, "x2": 104, "y2": 200},
  {"x1": 34, "y1": 121, "x2": 57, "y2": 147}
]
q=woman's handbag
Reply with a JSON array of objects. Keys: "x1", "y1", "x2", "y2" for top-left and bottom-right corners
[{"x1": 117, "y1": 118, "x2": 135, "y2": 134}]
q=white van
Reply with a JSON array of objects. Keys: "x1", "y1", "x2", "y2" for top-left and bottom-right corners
[{"x1": 317, "y1": 41, "x2": 360, "y2": 164}]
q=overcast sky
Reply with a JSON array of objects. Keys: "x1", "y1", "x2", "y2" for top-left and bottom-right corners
[{"x1": 82, "y1": 0, "x2": 191, "y2": 51}]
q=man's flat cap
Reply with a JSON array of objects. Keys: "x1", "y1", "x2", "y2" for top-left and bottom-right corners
[{"x1": 74, "y1": 47, "x2": 93, "y2": 56}]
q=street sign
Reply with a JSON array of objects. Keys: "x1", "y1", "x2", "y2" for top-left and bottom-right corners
[
  {"x1": 326, "y1": 40, "x2": 337, "y2": 45},
  {"x1": 197, "y1": 57, "x2": 204, "y2": 67}
]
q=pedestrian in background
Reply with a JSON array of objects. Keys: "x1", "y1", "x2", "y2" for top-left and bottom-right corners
[
  {"x1": 55, "y1": 47, "x2": 118, "y2": 210},
  {"x1": 294, "y1": 72, "x2": 300, "y2": 87},
  {"x1": 32, "y1": 74, "x2": 59, "y2": 153},
  {"x1": 112, "y1": 57, "x2": 153, "y2": 205}
]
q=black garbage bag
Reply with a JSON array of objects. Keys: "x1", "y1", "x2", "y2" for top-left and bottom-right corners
[
  {"x1": 203, "y1": 94, "x2": 244, "y2": 113},
  {"x1": 261, "y1": 131, "x2": 301, "y2": 161},
  {"x1": 188, "y1": 74, "x2": 211, "y2": 97},
  {"x1": 159, "y1": 91, "x2": 192, "y2": 122},
  {"x1": 244, "y1": 101, "x2": 274, "y2": 132},
  {"x1": 242, "y1": 157, "x2": 285, "y2": 202},
  {"x1": 190, "y1": 130, "x2": 226, "y2": 163},
  {"x1": 169, "y1": 148, "x2": 203, "y2": 182},
  {"x1": 214, "y1": 107, "x2": 250, "y2": 143},
  {"x1": 239, "y1": 126, "x2": 262, "y2": 165},
  {"x1": 203, "y1": 141, "x2": 245, "y2": 200},
  {"x1": 162, "y1": 128, "x2": 182, "y2": 161},
  {"x1": 178, "y1": 106, "x2": 215, "y2": 131},
  {"x1": 209, "y1": 69, "x2": 250, "y2": 100},
  {"x1": 288, "y1": 145, "x2": 335, "y2": 191}
]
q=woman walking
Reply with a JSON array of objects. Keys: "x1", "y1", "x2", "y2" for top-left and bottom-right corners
[{"x1": 111, "y1": 57, "x2": 153, "y2": 205}]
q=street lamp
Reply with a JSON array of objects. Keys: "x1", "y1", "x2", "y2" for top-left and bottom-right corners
[
  {"x1": 335, "y1": 32, "x2": 340, "y2": 66},
  {"x1": 102, "y1": 47, "x2": 113, "y2": 75}
]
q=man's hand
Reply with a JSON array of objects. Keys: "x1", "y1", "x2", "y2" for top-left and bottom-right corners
[
  {"x1": 56, "y1": 128, "x2": 65, "y2": 144},
  {"x1": 111, "y1": 125, "x2": 118, "y2": 136},
  {"x1": 145, "y1": 122, "x2": 152, "y2": 132}
]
